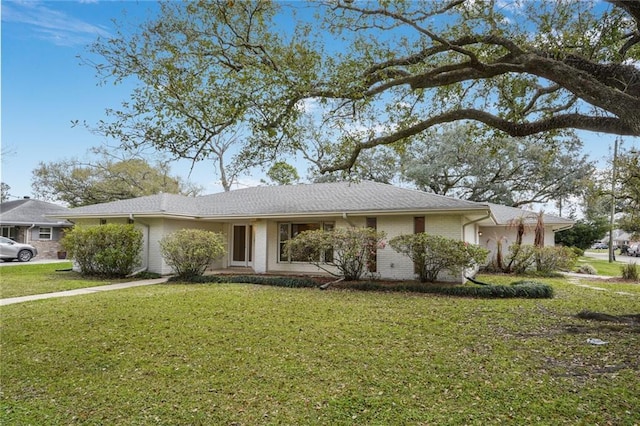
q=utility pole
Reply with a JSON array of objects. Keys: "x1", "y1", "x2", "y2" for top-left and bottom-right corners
[{"x1": 609, "y1": 137, "x2": 619, "y2": 263}]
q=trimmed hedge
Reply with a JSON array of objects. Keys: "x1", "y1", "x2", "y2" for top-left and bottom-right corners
[
  {"x1": 343, "y1": 280, "x2": 554, "y2": 299},
  {"x1": 170, "y1": 275, "x2": 553, "y2": 298},
  {"x1": 169, "y1": 275, "x2": 319, "y2": 288}
]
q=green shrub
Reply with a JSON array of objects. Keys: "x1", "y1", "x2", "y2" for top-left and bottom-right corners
[
  {"x1": 159, "y1": 229, "x2": 226, "y2": 279},
  {"x1": 535, "y1": 246, "x2": 578, "y2": 273},
  {"x1": 505, "y1": 244, "x2": 537, "y2": 274},
  {"x1": 389, "y1": 233, "x2": 489, "y2": 282},
  {"x1": 506, "y1": 244, "x2": 578, "y2": 275},
  {"x1": 570, "y1": 246, "x2": 585, "y2": 257},
  {"x1": 61, "y1": 224, "x2": 142, "y2": 277},
  {"x1": 130, "y1": 271, "x2": 163, "y2": 280},
  {"x1": 621, "y1": 262, "x2": 639, "y2": 281},
  {"x1": 284, "y1": 227, "x2": 386, "y2": 281},
  {"x1": 576, "y1": 263, "x2": 598, "y2": 275},
  {"x1": 171, "y1": 275, "x2": 318, "y2": 288},
  {"x1": 344, "y1": 280, "x2": 553, "y2": 299}
]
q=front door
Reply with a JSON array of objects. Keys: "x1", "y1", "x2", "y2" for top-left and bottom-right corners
[{"x1": 231, "y1": 224, "x2": 253, "y2": 267}]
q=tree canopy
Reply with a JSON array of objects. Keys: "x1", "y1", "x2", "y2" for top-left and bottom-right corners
[
  {"x1": 616, "y1": 148, "x2": 640, "y2": 237},
  {"x1": 32, "y1": 152, "x2": 200, "y2": 207},
  {"x1": 400, "y1": 124, "x2": 595, "y2": 207},
  {"x1": 88, "y1": 0, "x2": 640, "y2": 180}
]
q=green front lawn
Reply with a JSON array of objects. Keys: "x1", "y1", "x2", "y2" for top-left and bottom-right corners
[
  {"x1": 2, "y1": 274, "x2": 639, "y2": 425},
  {"x1": 0, "y1": 262, "x2": 140, "y2": 299},
  {"x1": 576, "y1": 256, "x2": 639, "y2": 277}
]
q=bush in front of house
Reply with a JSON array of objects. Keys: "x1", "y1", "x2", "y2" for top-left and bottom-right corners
[
  {"x1": 159, "y1": 229, "x2": 226, "y2": 279},
  {"x1": 172, "y1": 274, "x2": 319, "y2": 288},
  {"x1": 389, "y1": 233, "x2": 489, "y2": 283},
  {"x1": 61, "y1": 224, "x2": 142, "y2": 277},
  {"x1": 284, "y1": 227, "x2": 386, "y2": 281},
  {"x1": 344, "y1": 280, "x2": 553, "y2": 298},
  {"x1": 503, "y1": 244, "x2": 578, "y2": 275}
]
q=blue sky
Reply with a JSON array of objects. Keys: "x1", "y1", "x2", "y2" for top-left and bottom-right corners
[
  {"x1": 2, "y1": 0, "x2": 639, "y2": 203},
  {"x1": 1, "y1": 0, "x2": 233, "y2": 200}
]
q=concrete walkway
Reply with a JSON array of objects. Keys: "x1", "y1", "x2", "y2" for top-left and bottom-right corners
[{"x1": 0, "y1": 277, "x2": 169, "y2": 306}]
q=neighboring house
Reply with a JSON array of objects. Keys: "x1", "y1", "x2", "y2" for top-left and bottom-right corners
[
  {"x1": 601, "y1": 230, "x2": 634, "y2": 249},
  {"x1": 51, "y1": 181, "x2": 574, "y2": 282},
  {"x1": 0, "y1": 197, "x2": 73, "y2": 259},
  {"x1": 478, "y1": 203, "x2": 575, "y2": 263}
]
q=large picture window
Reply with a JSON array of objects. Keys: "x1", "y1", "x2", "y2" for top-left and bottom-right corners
[{"x1": 279, "y1": 222, "x2": 333, "y2": 262}]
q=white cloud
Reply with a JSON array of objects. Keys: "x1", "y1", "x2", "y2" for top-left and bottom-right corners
[{"x1": 1, "y1": 1, "x2": 110, "y2": 46}]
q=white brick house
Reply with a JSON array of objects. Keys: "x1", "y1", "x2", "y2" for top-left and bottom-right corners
[{"x1": 51, "y1": 181, "x2": 573, "y2": 282}]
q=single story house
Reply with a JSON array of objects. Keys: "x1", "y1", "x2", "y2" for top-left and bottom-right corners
[
  {"x1": 0, "y1": 197, "x2": 73, "y2": 259},
  {"x1": 51, "y1": 181, "x2": 574, "y2": 282}
]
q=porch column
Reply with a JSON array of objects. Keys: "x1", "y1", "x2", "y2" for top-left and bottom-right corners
[{"x1": 253, "y1": 220, "x2": 268, "y2": 273}]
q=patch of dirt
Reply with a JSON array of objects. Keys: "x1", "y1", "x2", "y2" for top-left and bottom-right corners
[
  {"x1": 568, "y1": 311, "x2": 640, "y2": 334},
  {"x1": 576, "y1": 310, "x2": 640, "y2": 324}
]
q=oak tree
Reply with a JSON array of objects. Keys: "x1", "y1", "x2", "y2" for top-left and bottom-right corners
[
  {"x1": 32, "y1": 151, "x2": 200, "y2": 207},
  {"x1": 88, "y1": 0, "x2": 640, "y2": 177}
]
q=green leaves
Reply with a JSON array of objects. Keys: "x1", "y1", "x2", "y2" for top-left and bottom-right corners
[
  {"x1": 61, "y1": 224, "x2": 143, "y2": 277},
  {"x1": 389, "y1": 232, "x2": 489, "y2": 283},
  {"x1": 159, "y1": 228, "x2": 226, "y2": 279},
  {"x1": 284, "y1": 227, "x2": 386, "y2": 281},
  {"x1": 31, "y1": 155, "x2": 198, "y2": 207},
  {"x1": 86, "y1": 0, "x2": 640, "y2": 179}
]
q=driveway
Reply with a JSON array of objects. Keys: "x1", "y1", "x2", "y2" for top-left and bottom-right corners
[{"x1": 0, "y1": 258, "x2": 71, "y2": 267}]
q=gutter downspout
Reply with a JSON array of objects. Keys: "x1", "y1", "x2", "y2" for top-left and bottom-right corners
[
  {"x1": 129, "y1": 214, "x2": 150, "y2": 275},
  {"x1": 462, "y1": 212, "x2": 492, "y2": 244},
  {"x1": 26, "y1": 224, "x2": 35, "y2": 244}
]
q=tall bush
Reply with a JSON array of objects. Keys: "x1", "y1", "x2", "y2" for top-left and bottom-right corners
[
  {"x1": 61, "y1": 224, "x2": 142, "y2": 277},
  {"x1": 621, "y1": 262, "x2": 639, "y2": 281},
  {"x1": 284, "y1": 227, "x2": 386, "y2": 281},
  {"x1": 389, "y1": 233, "x2": 489, "y2": 283},
  {"x1": 159, "y1": 229, "x2": 226, "y2": 279},
  {"x1": 504, "y1": 244, "x2": 577, "y2": 275}
]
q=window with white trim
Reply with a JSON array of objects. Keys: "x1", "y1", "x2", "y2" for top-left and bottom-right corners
[
  {"x1": 38, "y1": 227, "x2": 52, "y2": 240},
  {"x1": 1, "y1": 226, "x2": 17, "y2": 240},
  {"x1": 279, "y1": 222, "x2": 334, "y2": 262}
]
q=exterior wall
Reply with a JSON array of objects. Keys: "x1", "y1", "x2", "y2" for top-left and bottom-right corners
[
  {"x1": 262, "y1": 214, "x2": 470, "y2": 282},
  {"x1": 376, "y1": 215, "x2": 415, "y2": 280},
  {"x1": 68, "y1": 213, "x2": 479, "y2": 282},
  {"x1": 253, "y1": 220, "x2": 268, "y2": 273},
  {"x1": 479, "y1": 225, "x2": 559, "y2": 265}
]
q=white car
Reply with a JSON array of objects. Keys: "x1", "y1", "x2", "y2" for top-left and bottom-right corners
[
  {"x1": 0, "y1": 236, "x2": 38, "y2": 262},
  {"x1": 628, "y1": 243, "x2": 640, "y2": 257}
]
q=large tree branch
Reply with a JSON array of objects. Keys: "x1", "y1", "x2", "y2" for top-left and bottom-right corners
[{"x1": 320, "y1": 110, "x2": 635, "y2": 174}]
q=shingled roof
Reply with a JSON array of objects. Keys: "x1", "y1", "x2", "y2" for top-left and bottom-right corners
[
  {"x1": 486, "y1": 203, "x2": 574, "y2": 226},
  {"x1": 56, "y1": 181, "x2": 491, "y2": 219},
  {"x1": 0, "y1": 198, "x2": 72, "y2": 226}
]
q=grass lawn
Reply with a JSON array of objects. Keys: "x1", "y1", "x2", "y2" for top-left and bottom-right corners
[
  {"x1": 1, "y1": 270, "x2": 639, "y2": 425},
  {"x1": 0, "y1": 263, "x2": 142, "y2": 299},
  {"x1": 576, "y1": 256, "x2": 638, "y2": 277}
]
